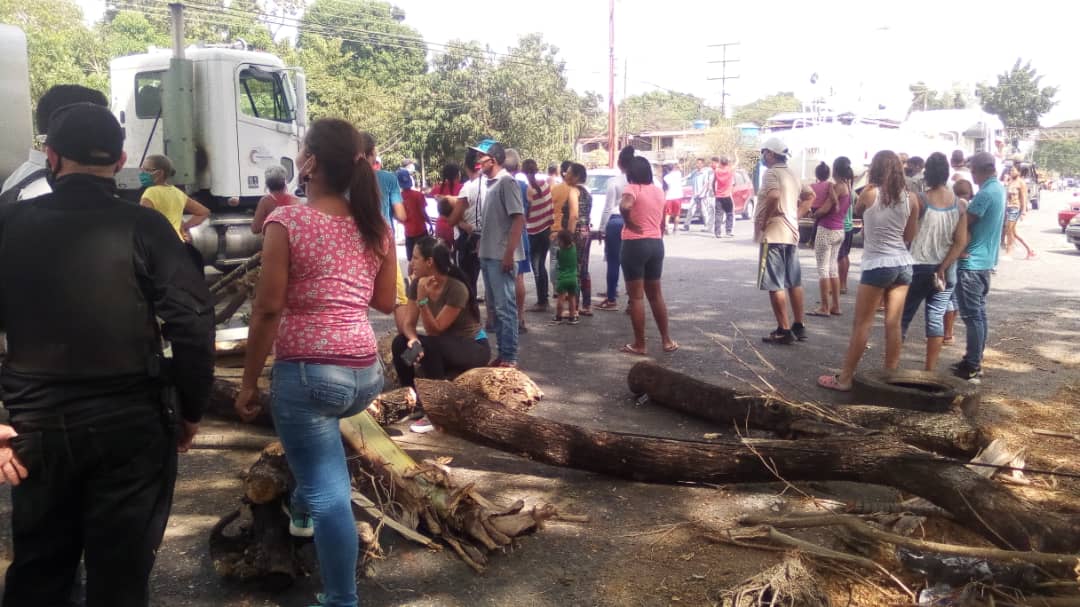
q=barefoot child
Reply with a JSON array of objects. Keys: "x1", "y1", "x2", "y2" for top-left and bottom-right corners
[{"x1": 552, "y1": 230, "x2": 580, "y2": 324}]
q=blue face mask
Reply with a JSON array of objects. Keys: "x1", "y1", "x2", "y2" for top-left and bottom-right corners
[{"x1": 138, "y1": 171, "x2": 154, "y2": 188}]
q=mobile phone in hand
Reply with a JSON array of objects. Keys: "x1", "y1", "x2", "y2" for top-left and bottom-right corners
[{"x1": 402, "y1": 341, "x2": 423, "y2": 366}]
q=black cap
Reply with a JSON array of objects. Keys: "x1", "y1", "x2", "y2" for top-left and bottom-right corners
[{"x1": 45, "y1": 103, "x2": 124, "y2": 166}]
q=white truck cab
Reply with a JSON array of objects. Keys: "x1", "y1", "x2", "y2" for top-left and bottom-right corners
[
  {"x1": 110, "y1": 45, "x2": 306, "y2": 269},
  {"x1": 110, "y1": 46, "x2": 305, "y2": 200}
]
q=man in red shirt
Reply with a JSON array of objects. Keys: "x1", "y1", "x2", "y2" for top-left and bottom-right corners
[
  {"x1": 399, "y1": 170, "x2": 430, "y2": 260},
  {"x1": 713, "y1": 156, "x2": 735, "y2": 238}
]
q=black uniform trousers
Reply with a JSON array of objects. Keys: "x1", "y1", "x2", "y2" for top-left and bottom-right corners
[{"x1": 3, "y1": 401, "x2": 176, "y2": 607}]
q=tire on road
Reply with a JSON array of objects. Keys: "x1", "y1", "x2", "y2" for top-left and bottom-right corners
[
  {"x1": 851, "y1": 369, "x2": 979, "y2": 413},
  {"x1": 741, "y1": 200, "x2": 754, "y2": 220}
]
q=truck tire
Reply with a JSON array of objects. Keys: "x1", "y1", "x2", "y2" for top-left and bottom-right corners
[
  {"x1": 741, "y1": 200, "x2": 754, "y2": 220},
  {"x1": 851, "y1": 369, "x2": 979, "y2": 413}
]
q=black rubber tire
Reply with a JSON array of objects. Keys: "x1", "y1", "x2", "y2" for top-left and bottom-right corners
[
  {"x1": 741, "y1": 200, "x2": 754, "y2": 220},
  {"x1": 851, "y1": 369, "x2": 979, "y2": 413}
]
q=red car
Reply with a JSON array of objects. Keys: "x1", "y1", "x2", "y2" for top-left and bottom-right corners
[
  {"x1": 731, "y1": 169, "x2": 756, "y2": 219},
  {"x1": 683, "y1": 168, "x2": 756, "y2": 218},
  {"x1": 1059, "y1": 192, "x2": 1080, "y2": 232}
]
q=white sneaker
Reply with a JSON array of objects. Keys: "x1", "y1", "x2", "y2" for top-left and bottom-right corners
[
  {"x1": 409, "y1": 416, "x2": 435, "y2": 434},
  {"x1": 281, "y1": 502, "x2": 314, "y2": 538}
]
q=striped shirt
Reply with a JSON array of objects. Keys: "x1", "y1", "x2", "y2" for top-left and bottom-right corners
[{"x1": 525, "y1": 179, "x2": 554, "y2": 235}]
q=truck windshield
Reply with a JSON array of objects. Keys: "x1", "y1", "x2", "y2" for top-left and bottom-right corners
[{"x1": 238, "y1": 66, "x2": 293, "y2": 123}]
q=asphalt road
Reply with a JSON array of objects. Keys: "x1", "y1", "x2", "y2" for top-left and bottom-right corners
[{"x1": 0, "y1": 194, "x2": 1076, "y2": 606}]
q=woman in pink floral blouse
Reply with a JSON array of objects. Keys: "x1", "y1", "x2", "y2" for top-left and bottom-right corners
[{"x1": 234, "y1": 118, "x2": 397, "y2": 607}]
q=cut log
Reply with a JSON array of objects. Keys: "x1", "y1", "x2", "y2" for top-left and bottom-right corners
[
  {"x1": 208, "y1": 500, "x2": 298, "y2": 590},
  {"x1": 417, "y1": 379, "x2": 1080, "y2": 553},
  {"x1": 209, "y1": 252, "x2": 261, "y2": 296},
  {"x1": 452, "y1": 367, "x2": 543, "y2": 412},
  {"x1": 207, "y1": 377, "x2": 274, "y2": 427},
  {"x1": 627, "y1": 361, "x2": 987, "y2": 456},
  {"x1": 244, "y1": 442, "x2": 290, "y2": 504},
  {"x1": 339, "y1": 410, "x2": 562, "y2": 572}
]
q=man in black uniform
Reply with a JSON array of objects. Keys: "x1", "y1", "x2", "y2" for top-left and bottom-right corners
[{"x1": 0, "y1": 103, "x2": 215, "y2": 606}]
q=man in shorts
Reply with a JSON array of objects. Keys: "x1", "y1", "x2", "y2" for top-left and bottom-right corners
[{"x1": 754, "y1": 137, "x2": 813, "y2": 345}]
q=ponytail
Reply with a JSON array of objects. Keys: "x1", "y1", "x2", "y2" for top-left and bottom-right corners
[
  {"x1": 304, "y1": 119, "x2": 390, "y2": 256},
  {"x1": 523, "y1": 159, "x2": 543, "y2": 198},
  {"x1": 348, "y1": 159, "x2": 390, "y2": 257}
]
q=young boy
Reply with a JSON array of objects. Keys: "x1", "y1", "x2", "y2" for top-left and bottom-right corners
[{"x1": 552, "y1": 230, "x2": 580, "y2": 325}]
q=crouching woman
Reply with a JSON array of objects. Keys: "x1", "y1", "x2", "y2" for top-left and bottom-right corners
[{"x1": 394, "y1": 236, "x2": 490, "y2": 432}]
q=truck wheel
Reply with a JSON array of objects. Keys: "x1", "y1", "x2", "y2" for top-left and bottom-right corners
[
  {"x1": 1075, "y1": 244, "x2": 1080, "y2": 251},
  {"x1": 851, "y1": 369, "x2": 979, "y2": 413},
  {"x1": 741, "y1": 201, "x2": 754, "y2": 220}
]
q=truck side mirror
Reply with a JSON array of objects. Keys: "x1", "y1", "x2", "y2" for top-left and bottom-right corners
[{"x1": 294, "y1": 71, "x2": 307, "y2": 129}]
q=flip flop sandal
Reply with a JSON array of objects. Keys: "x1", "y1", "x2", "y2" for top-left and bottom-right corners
[
  {"x1": 830, "y1": 311, "x2": 842, "y2": 316},
  {"x1": 663, "y1": 342, "x2": 679, "y2": 353},
  {"x1": 579, "y1": 309, "x2": 594, "y2": 316},
  {"x1": 806, "y1": 311, "x2": 831, "y2": 317},
  {"x1": 597, "y1": 301, "x2": 619, "y2": 311},
  {"x1": 620, "y1": 344, "x2": 647, "y2": 356},
  {"x1": 817, "y1": 374, "x2": 852, "y2": 392}
]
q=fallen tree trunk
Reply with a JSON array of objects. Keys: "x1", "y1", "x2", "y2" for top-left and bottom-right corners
[
  {"x1": 338, "y1": 410, "x2": 561, "y2": 573},
  {"x1": 417, "y1": 379, "x2": 1080, "y2": 553},
  {"x1": 627, "y1": 361, "x2": 987, "y2": 456}
]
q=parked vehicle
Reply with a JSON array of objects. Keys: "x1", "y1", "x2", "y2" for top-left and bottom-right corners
[
  {"x1": 731, "y1": 168, "x2": 756, "y2": 219},
  {"x1": 1066, "y1": 215, "x2": 1080, "y2": 251},
  {"x1": 112, "y1": 39, "x2": 307, "y2": 270},
  {"x1": 1058, "y1": 193, "x2": 1080, "y2": 232}
]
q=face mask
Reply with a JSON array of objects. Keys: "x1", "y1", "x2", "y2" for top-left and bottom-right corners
[{"x1": 138, "y1": 171, "x2": 155, "y2": 188}]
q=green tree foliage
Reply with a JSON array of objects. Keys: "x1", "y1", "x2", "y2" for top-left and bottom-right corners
[
  {"x1": 1034, "y1": 138, "x2": 1080, "y2": 176},
  {"x1": 618, "y1": 91, "x2": 720, "y2": 134},
  {"x1": 977, "y1": 59, "x2": 1057, "y2": 131},
  {"x1": 8, "y1": 0, "x2": 599, "y2": 172},
  {"x1": 300, "y1": 0, "x2": 426, "y2": 84},
  {"x1": 908, "y1": 82, "x2": 972, "y2": 113},
  {"x1": 732, "y1": 92, "x2": 801, "y2": 125},
  {"x1": 0, "y1": 0, "x2": 102, "y2": 102}
]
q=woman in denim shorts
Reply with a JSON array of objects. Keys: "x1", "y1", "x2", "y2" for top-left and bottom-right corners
[
  {"x1": 234, "y1": 119, "x2": 398, "y2": 607},
  {"x1": 900, "y1": 152, "x2": 969, "y2": 371},
  {"x1": 819, "y1": 150, "x2": 920, "y2": 392}
]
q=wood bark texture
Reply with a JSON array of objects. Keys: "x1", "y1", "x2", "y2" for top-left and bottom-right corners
[
  {"x1": 417, "y1": 378, "x2": 1080, "y2": 553},
  {"x1": 626, "y1": 361, "x2": 987, "y2": 456}
]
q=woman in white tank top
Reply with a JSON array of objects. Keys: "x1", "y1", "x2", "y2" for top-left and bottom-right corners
[
  {"x1": 901, "y1": 152, "x2": 969, "y2": 372},
  {"x1": 819, "y1": 151, "x2": 920, "y2": 391}
]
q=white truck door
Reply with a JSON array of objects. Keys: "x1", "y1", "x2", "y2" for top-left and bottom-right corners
[{"x1": 234, "y1": 64, "x2": 298, "y2": 200}]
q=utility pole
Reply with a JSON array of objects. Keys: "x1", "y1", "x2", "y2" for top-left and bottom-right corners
[
  {"x1": 707, "y1": 42, "x2": 740, "y2": 118},
  {"x1": 606, "y1": 0, "x2": 617, "y2": 167}
]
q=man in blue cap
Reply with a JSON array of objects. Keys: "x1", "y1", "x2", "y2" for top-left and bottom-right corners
[{"x1": 472, "y1": 139, "x2": 525, "y2": 367}]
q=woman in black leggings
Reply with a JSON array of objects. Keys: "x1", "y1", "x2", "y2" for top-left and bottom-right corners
[{"x1": 393, "y1": 236, "x2": 490, "y2": 432}]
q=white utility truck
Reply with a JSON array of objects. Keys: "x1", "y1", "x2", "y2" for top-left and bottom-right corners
[{"x1": 111, "y1": 5, "x2": 307, "y2": 269}]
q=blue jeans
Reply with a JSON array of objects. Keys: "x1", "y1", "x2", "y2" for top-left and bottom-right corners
[
  {"x1": 604, "y1": 217, "x2": 623, "y2": 300},
  {"x1": 901, "y1": 264, "x2": 954, "y2": 339},
  {"x1": 481, "y1": 257, "x2": 519, "y2": 364},
  {"x1": 270, "y1": 360, "x2": 384, "y2": 607},
  {"x1": 955, "y1": 269, "x2": 992, "y2": 368}
]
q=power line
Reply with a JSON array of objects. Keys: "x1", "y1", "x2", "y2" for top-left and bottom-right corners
[
  {"x1": 175, "y1": 0, "x2": 547, "y2": 69},
  {"x1": 707, "y1": 42, "x2": 740, "y2": 117},
  {"x1": 111, "y1": 1, "x2": 546, "y2": 72}
]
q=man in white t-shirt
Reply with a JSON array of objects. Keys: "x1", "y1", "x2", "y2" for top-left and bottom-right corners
[
  {"x1": 1, "y1": 85, "x2": 109, "y2": 205},
  {"x1": 948, "y1": 149, "x2": 973, "y2": 190},
  {"x1": 662, "y1": 162, "x2": 684, "y2": 236}
]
